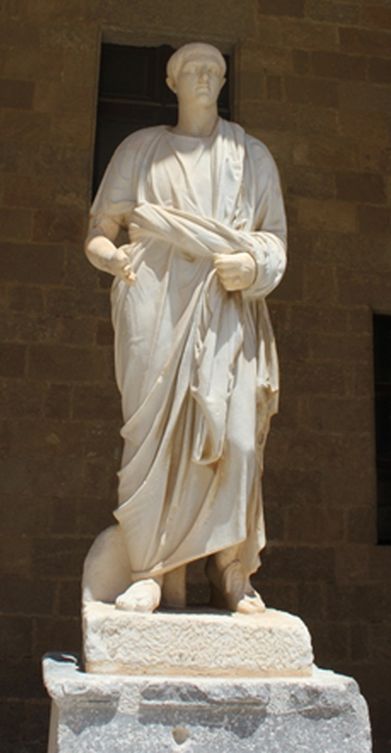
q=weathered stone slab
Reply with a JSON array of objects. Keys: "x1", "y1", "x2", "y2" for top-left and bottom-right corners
[
  {"x1": 83, "y1": 603, "x2": 314, "y2": 677},
  {"x1": 43, "y1": 653, "x2": 372, "y2": 753}
]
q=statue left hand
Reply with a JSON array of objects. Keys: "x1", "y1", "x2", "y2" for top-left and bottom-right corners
[{"x1": 214, "y1": 252, "x2": 256, "y2": 291}]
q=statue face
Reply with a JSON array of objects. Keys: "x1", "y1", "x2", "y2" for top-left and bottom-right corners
[{"x1": 169, "y1": 53, "x2": 225, "y2": 107}]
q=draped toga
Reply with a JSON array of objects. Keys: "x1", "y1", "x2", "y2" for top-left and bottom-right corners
[{"x1": 90, "y1": 118, "x2": 287, "y2": 581}]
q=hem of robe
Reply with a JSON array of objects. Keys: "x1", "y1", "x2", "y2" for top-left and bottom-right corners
[
  {"x1": 116, "y1": 532, "x2": 265, "y2": 582},
  {"x1": 113, "y1": 390, "x2": 277, "y2": 584}
]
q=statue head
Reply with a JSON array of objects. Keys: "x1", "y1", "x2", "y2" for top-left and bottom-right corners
[{"x1": 166, "y1": 43, "x2": 226, "y2": 107}]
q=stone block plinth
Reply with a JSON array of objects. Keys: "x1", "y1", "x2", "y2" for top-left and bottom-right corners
[
  {"x1": 43, "y1": 653, "x2": 372, "y2": 753},
  {"x1": 83, "y1": 603, "x2": 313, "y2": 677}
]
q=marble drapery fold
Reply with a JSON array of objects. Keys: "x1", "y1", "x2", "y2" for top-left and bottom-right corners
[{"x1": 90, "y1": 118, "x2": 287, "y2": 580}]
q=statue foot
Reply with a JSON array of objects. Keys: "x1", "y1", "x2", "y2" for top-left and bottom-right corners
[
  {"x1": 235, "y1": 587, "x2": 266, "y2": 615},
  {"x1": 115, "y1": 578, "x2": 162, "y2": 613},
  {"x1": 206, "y1": 557, "x2": 266, "y2": 614}
]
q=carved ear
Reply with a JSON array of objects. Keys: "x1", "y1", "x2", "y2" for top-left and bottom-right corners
[{"x1": 166, "y1": 76, "x2": 176, "y2": 94}]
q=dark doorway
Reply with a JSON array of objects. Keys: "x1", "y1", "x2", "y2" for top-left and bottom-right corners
[{"x1": 373, "y1": 313, "x2": 391, "y2": 544}]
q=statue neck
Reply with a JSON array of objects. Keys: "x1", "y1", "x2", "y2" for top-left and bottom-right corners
[{"x1": 173, "y1": 105, "x2": 219, "y2": 138}]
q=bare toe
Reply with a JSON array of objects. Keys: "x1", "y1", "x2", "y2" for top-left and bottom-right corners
[
  {"x1": 236, "y1": 590, "x2": 266, "y2": 614},
  {"x1": 115, "y1": 579, "x2": 161, "y2": 613}
]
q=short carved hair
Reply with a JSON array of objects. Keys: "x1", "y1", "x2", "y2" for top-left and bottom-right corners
[{"x1": 166, "y1": 43, "x2": 226, "y2": 84}]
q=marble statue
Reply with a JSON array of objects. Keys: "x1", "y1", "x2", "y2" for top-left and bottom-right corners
[
  {"x1": 83, "y1": 42, "x2": 287, "y2": 617},
  {"x1": 48, "y1": 51, "x2": 372, "y2": 746}
]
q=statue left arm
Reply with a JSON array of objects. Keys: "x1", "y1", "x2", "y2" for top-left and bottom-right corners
[
  {"x1": 215, "y1": 143, "x2": 287, "y2": 298},
  {"x1": 242, "y1": 142, "x2": 287, "y2": 299}
]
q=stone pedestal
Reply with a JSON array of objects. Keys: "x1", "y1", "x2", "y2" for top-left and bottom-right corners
[
  {"x1": 43, "y1": 653, "x2": 372, "y2": 753},
  {"x1": 83, "y1": 603, "x2": 313, "y2": 677}
]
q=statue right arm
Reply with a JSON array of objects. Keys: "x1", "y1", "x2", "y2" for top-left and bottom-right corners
[
  {"x1": 85, "y1": 211, "x2": 136, "y2": 284},
  {"x1": 84, "y1": 132, "x2": 143, "y2": 283}
]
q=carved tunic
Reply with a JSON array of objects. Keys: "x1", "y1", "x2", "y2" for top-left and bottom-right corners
[{"x1": 90, "y1": 118, "x2": 287, "y2": 579}]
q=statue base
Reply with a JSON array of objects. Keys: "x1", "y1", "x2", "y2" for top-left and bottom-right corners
[
  {"x1": 82, "y1": 603, "x2": 313, "y2": 677},
  {"x1": 43, "y1": 653, "x2": 372, "y2": 753}
]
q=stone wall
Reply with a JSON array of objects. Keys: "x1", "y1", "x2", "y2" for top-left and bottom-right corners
[{"x1": 0, "y1": 1, "x2": 390, "y2": 751}]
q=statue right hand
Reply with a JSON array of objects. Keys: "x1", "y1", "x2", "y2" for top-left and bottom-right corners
[{"x1": 107, "y1": 246, "x2": 136, "y2": 285}]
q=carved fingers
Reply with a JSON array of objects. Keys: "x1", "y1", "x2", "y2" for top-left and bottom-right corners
[
  {"x1": 119, "y1": 263, "x2": 137, "y2": 285},
  {"x1": 214, "y1": 252, "x2": 256, "y2": 291},
  {"x1": 108, "y1": 246, "x2": 137, "y2": 285}
]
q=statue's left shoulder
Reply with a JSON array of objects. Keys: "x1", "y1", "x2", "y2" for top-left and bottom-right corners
[
  {"x1": 245, "y1": 133, "x2": 277, "y2": 165},
  {"x1": 222, "y1": 118, "x2": 277, "y2": 166}
]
